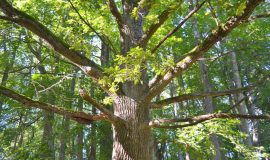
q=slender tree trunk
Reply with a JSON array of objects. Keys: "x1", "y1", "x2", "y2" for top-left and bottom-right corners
[
  {"x1": 41, "y1": 111, "x2": 55, "y2": 159},
  {"x1": 99, "y1": 41, "x2": 113, "y2": 160},
  {"x1": 59, "y1": 117, "x2": 70, "y2": 160},
  {"x1": 77, "y1": 98, "x2": 84, "y2": 160},
  {"x1": 189, "y1": 1, "x2": 223, "y2": 159},
  {"x1": 199, "y1": 60, "x2": 224, "y2": 160},
  {"x1": 245, "y1": 76, "x2": 259, "y2": 146},
  {"x1": 230, "y1": 51, "x2": 252, "y2": 146},
  {"x1": 0, "y1": 43, "x2": 16, "y2": 113},
  {"x1": 88, "y1": 107, "x2": 97, "y2": 160},
  {"x1": 28, "y1": 39, "x2": 55, "y2": 159},
  {"x1": 60, "y1": 70, "x2": 76, "y2": 160}
]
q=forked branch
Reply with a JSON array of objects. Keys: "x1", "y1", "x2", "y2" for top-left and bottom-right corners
[
  {"x1": 150, "y1": 113, "x2": 270, "y2": 129},
  {"x1": 146, "y1": 0, "x2": 264, "y2": 100},
  {"x1": 139, "y1": 2, "x2": 182, "y2": 47},
  {"x1": 0, "y1": 86, "x2": 107, "y2": 124},
  {"x1": 79, "y1": 88, "x2": 118, "y2": 122},
  {"x1": 151, "y1": 0, "x2": 206, "y2": 53}
]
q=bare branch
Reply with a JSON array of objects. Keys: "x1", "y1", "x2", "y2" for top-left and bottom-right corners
[
  {"x1": 79, "y1": 88, "x2": 118, "y2": 122},
  {"x1": 0, "y1": 0, "x2": 103, "y2": 81},
  {"x1": 0, "y1": 86, "x2": 107, "y2": 124},
  {"x1": 146, "y1": 0, "x2": 264, "y2": 101},
  {"x1": 138, "y1": 2, "x2": 181, "y2": 48},
  {"x1": 150, "y1": 113, "x2": 270, "y2": 129},
  {"x1": 151, "y1": 76, "x2": 269, "y2": 109},
  {"x1": 151, "y1": 1, "x2": 206, "y2": 53}
]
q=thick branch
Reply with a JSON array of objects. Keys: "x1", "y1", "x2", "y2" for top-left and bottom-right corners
[
  {"x1": 151, "y1": 1, "x2": 206, "y2": 53},
  {"x1": 146, "y1": 0, "x2": 264, "y2": 100},
  {"x1": 107, "y1": 0, "x2": 124, "y2": 30},
  {"x1": 79, "y1": 88, "x2": 117, "y2": 122},
  {"x1": 0, "y1": 86, "x2": 107, "y2": 124},
  {"x1": 0, "y1": 0, "x2": 103, "y2": 81},
  {"x1": 151, "y1": 76, "x2": 269, "y2": 109},
  {"x1": 139, "y1": 2, "x2": 181, "y2": 47},
  {"x1": 150, "y1": 113, "x2": 270, "y2": 129}
]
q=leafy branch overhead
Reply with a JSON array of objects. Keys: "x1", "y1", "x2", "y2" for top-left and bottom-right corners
[{"x1": 0, "y1": 0, "x2": 269, "y2": 159}]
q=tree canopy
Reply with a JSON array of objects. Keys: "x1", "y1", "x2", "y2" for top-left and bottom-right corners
[{"x1": 0, "y1": 0, "x2": 270, "y2": 159}]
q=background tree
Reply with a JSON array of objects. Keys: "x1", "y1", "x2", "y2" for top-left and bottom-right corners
[{"x1": 0, "y1": 0, "x2": 269, "y2": 159}]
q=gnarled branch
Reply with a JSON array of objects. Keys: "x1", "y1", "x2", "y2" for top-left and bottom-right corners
[
  {"x1": 150, "y1": 113, "x2": 270, "y2": 129},
  {"x1": 0, "y1": 86, "x2": 107, "y2": 124},
  {"x1": 146, "y1": 0, "x2": 264, "y2": 101}
]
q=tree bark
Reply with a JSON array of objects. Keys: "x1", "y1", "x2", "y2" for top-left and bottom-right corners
[
  {"x1": 41, "y1": 111, "x2": 55, "y2": 159},
  {"x1": 112, "y1": 96, "x2": 152, "y2": 160},
  {"x1": 60, "y1": 67, "x2": 77, "y2": 160},
  {"x1": 189, "y1": 0, "x2": 224, "y2": 159},
  {"x1": 230, "y1": 51, "x2": 252, "y2": 146},
  {"x1": 88, "y1": 107, "x2": 97, "y2": 160},
  {"x1": 77, "y1": 98, "x2": 84, "y2": 160},
  {"x1": 29, "y1": 39, "x2": 55, "y2": 159}
]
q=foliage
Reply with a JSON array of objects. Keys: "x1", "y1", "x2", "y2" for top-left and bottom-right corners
[{"x1": 177, "y1": 119, "x2": 270, "y2": 159}]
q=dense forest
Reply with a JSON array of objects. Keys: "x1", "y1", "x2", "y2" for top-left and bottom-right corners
[{"x1": 0, "y1": 0, "x2": 269, "y2": 159}]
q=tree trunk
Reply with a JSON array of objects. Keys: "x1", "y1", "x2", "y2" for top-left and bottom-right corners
[
  {"x1": 60, "y1": 69, "x2": 76, "y2": 160},
  {"x1": 0, "y1": 43, "x2": 16, "y2": 113},
  {"x1": 41, "y1": 111, "x2": 55, "y2": 159},
  {"x1": 59, "y1": 117, "x2": 70, "y2": 160},
  {"x1": 230, "y1": 51, "x2": 252, "y2": 146},
  {"x1": 77, "y1": 98, "x2": 84, "y2": 160},
  {"x1": 112, "y1": 95, "x2": 152, "y2": 160},
  {"x1": 111, "y1": 1, "x2": 152, "y2": 159},
  {"x1": 99, "y1": 41, "x2": 113, "y2": 160},
  {"x1": 88, "y1": 107, "x2": 97, "y2": 160},
  {"x1": 189, "y1": 0, "x2": 223, "y2": 159},
  {"x1": 29, "y1": 39, "x2": 55, "y2": 159}
]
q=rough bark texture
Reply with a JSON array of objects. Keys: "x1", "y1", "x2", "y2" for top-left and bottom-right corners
[
  {"x1": 0, "y1": 0, "x2": 265, "y2": 159},
  {"x1": 112, "y1": 96, "x2": 152, "y2": 160}
]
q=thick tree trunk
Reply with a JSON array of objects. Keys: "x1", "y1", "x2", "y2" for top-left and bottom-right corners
[
  {"x1": 230, "y1": 51, "x2": 252, "y2": 146},
  {"x1": 110, "y1": 1, "x2": 152, "y2": 159},
  {"x1": 112, "y1": 95, "x2": 152, "y2": 160}
]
